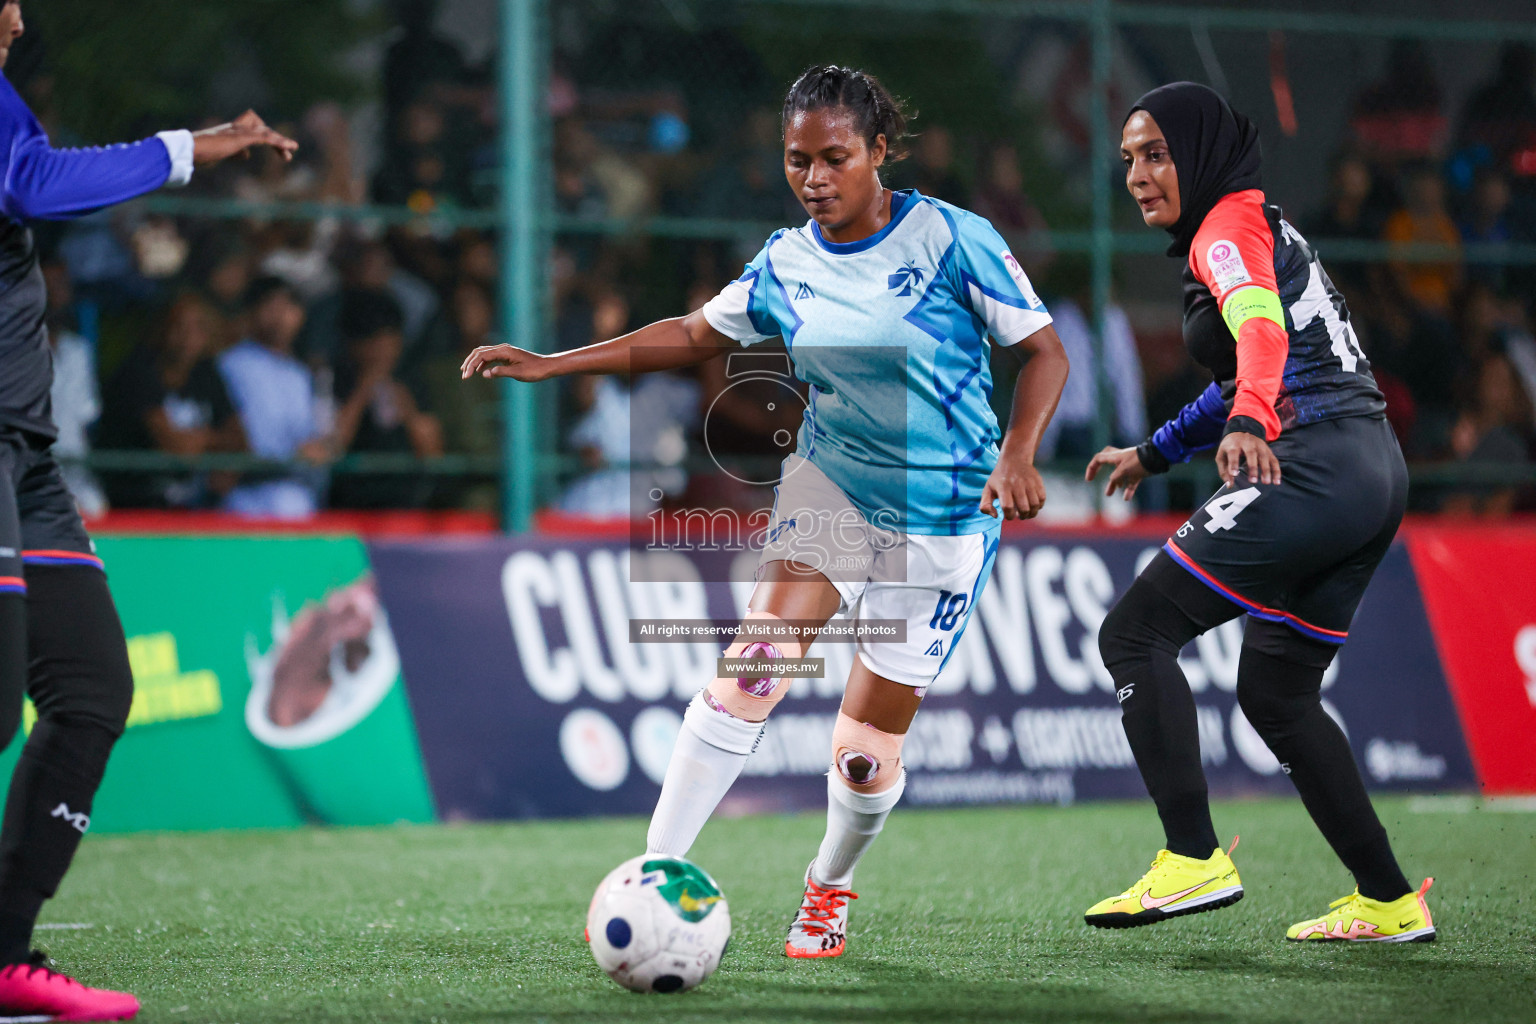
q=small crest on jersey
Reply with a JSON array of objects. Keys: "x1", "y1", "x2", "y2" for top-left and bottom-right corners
[
  {"x1": 1206, "y1": 239, "x2": 1252, "y2": 293},
  {"x1": 1000, "y1": 251, "x2": 1041, "y2": 306},
  {"x1": 924, "y1": 640, "x2": 944, "y2": 656},
  {"x1": 795, "y1": 282, "x2": 815, "y2": 300},
  {"x1": 887, "y1": 261, "x2": 926, "y2": 296}
]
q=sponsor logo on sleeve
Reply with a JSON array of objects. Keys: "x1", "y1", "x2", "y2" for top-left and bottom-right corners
[
  {"x1": 1000, "y1": 252, "x2": 1042, "y2": 306},
  {"x1": 1207, "y1": 240, "x2": 1252, "y2": 293}
]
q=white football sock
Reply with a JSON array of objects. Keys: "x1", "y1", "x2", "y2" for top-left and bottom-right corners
[
  {"x1": 811, "y1": 768, "x2": 906, "y2": 888},
  {"x1": 645, "y1": 692, "x2": 762, "y2": 857}
]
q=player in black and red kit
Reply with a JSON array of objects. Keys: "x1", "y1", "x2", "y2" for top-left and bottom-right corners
[
  {"x1": 1080, "y1": 82, "x2": 1437, "y2": 943},
  {"x1": 0, "y1": 4, "x2": 296, "y2": 1017}
]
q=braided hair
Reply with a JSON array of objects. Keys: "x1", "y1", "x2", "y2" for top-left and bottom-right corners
[{"x1": 781, "y1": 65, "x2": 911, "y2": 161}]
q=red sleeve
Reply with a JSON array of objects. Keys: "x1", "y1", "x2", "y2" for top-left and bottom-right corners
[{"x1": 1188, "y1": 191, "x2": 1286, "y2": 441}]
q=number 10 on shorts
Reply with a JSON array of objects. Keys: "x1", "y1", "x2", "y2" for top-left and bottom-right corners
[
  {"x1": 1202, "y1": 486, "x2": 1261, "y2": 533},
  {"x1": 928, "y1": 590, "x2": 968, "y2": 631}
]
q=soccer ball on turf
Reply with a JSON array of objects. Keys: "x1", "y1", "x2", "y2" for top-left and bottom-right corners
[{"x1": 586, "y1": 854, "x2": 731, "y2": 993}]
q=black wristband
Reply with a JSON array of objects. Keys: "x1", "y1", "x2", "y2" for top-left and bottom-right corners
[
  {"x1": 1221, "y1": 415, "x2": 1267, "y2": 439},
  {"x1": 1135, "y1": 440, "x2": 1170, "y2": 475}
]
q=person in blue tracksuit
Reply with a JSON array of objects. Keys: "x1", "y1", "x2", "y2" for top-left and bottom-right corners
[{"x1": 0, "y1": 4, "x2": 297, "y2": 1017}]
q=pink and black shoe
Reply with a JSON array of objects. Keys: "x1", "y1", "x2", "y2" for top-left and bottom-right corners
[{"x1": 0, "y1": 953, "x2": 139, "y2": 1021}]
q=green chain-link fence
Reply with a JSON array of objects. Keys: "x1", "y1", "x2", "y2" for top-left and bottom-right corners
[{"x1": 31, "y1": 1, "x2": 1536, "y2": 527}]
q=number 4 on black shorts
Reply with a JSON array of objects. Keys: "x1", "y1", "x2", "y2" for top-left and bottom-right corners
[{"x1": 1159, "y1": 416, "x2": 1408, "y2": 646}]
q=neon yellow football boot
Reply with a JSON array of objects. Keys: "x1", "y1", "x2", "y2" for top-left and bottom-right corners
[
  {"x1": 1085, "y1": 838, "x2": 1243, "y2": 928},
  {"x1": 1286, "y1": 878, "x2": 1436, "y2": 943}
]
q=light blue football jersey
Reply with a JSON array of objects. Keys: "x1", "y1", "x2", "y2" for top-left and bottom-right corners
[{"x1": 702, "y1": 189, "x2": 1053, "y2": 535}]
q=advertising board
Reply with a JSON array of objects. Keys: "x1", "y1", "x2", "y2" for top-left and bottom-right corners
[
  {"x1": 6, "y1": 525, "x2": 1504, "y2": 836},
  {"x1": 1407, "y1": 526, "x2": 1536, "y2": 794},
  {"x1": 0, "y1": 537, "x2": 436, "y2": 832},
  {"x1": 370, "y1": 532, "x2": 1477, "y2": 821}
]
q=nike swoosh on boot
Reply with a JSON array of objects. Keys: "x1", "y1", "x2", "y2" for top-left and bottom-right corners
[{"x1": 1140, "y1": 878, "x2": 1215, "y2": 910}]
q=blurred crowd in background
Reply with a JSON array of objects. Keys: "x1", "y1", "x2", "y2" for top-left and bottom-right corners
[{"x1": 18, "y1": 1, "x2": 1536, "y2": 521}]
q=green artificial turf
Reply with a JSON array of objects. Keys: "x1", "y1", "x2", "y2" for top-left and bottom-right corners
[{"x1": 34, "y1": 796, "x2": 1536, "y2": 1023}]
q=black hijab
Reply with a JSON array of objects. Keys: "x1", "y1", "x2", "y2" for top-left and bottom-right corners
[{"x1": 1127, "y1": 82, "x2": 1262, "y2": 257}]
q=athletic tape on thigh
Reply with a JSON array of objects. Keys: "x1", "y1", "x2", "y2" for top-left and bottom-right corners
[
  {"x1": 704, "y1": 611, "x2": 805, "y2": 722},
  {"x1": 831, "y1": 711, "x2": 905, "y2": 794}
]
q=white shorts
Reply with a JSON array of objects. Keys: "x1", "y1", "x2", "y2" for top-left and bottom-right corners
[{"x1": 757, "y1": 455, "x2": 999, "y2": 687}]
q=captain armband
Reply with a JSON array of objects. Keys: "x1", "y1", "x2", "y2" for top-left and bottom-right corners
[{"x1": 1220, "y1": 287, "x2": 1285, "y2": 340}]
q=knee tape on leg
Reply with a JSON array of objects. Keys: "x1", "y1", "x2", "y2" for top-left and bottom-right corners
[
  {"x1": 705, "y1": 612, "x2": 805, "y2": 722},
  {"x1": 831, "y1": 711, "x2": 905, "y2": 794}
]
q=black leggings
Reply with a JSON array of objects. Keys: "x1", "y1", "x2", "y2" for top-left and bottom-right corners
[
  {"x1": 1099, "y1": 553, "x2": 1412, "y2": 902},
  {"x1": 0, "y1": 566, "x2": 133, "y2": 964}
]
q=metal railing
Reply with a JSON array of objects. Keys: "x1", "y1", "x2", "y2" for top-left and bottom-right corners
[
  {"x1": 141, "y1": 195, "x2": 1536, "y2": 266},
  {"x1": 67, "y1": 448, "x2": 1536, "y2": 494}
]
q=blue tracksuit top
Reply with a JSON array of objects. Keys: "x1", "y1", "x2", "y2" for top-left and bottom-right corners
[{"x1": 0, "y1": 71, "x2": 191, "y2": 438}]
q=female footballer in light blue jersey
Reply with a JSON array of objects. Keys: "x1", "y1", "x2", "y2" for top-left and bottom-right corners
[{"x1": 463, "y1": 66, "x2": 1068, "y2": 959}]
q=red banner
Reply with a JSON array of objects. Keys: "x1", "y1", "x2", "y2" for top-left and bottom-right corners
[{"x1": 1406, "y1": 524, "x2": 1536, "y2": 794}]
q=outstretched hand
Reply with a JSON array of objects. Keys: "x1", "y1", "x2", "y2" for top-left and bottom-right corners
[
  {"x1": 460, "y1": 344, "x2": 553, "y2": 382},
  {"x1": 192, "y1": 110, "x2": 298, "y2": 166},
  {"x1": 1084, "y1": 445, "x2": 1150, "y2": 500}
]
